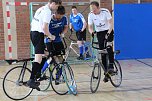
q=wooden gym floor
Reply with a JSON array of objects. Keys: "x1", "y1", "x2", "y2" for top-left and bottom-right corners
[{"x1": 0, "y1": 59, "x2": 152, "y2": 101}]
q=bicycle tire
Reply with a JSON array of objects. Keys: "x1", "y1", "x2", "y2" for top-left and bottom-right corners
[
  {"x1": 63, "y1": 62, "x2": 77, "y2": 95},
  {"x1": 39, "y1": 67, "x2": 51, "y2": 91},
  {"x1": 90, "y1": 63, "x2": 101, "y2": 93},
  {"x1": 109, "y1": 60, "x2": 122, "y2": 87},
  {"x1": 3, "y1": 66, "x2": 33, "y2": 100},
  {"x1": 50, "y1": 64, "x2": 68, "y2": 95}
]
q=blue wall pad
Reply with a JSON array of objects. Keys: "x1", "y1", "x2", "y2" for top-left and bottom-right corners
[{"x1": 115, "y1": 4, "x2": 152, "y2": 59}]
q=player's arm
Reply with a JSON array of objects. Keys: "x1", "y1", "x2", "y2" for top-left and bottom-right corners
[
  {"x1": 43, "y1": 22, "x2": 55, "y2": 40},
  {"x1": 79, "y1": 13, "x2": 87, "y2": 32},
  {"x1": 69, "y1": 14, "x2": 74, "y2": 31},
  {"x1": 88, "y1": 24, "x2": 94, "y2": 34},
  {"x1": 81, "y1": 21, "x2": 87, "y2": 32},
  {"x1": 61, "y1": 16, "x2": 68, "y2": 37},
  {"x1": 107, "y1": 18, "x2": 113, "y2": 34},
  {"x1": 69, "y1": 23, "x2": 73, "y2": 30},
  {"x1": 88, "y1": 13, "x2": 94, "y2": 35},
  {"x1": 105, "y1": 9, "x2": 113, "y2": 34},
  {"x1": 62, "y1": 25, "x2": 68, "y2": 34},
  {"x1": 42, "y1": 10, "x2": 55, "y2": 40}
]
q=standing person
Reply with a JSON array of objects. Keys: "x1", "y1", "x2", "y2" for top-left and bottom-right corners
[
  {"x1": 88, "y1": 1, "x2": 114, "y2": 82},
  {"x1": 28, "y1": 0, "x2": 62, "y2": 91},
  {"x1": 69, "y1": 6, "x2": 90, "y2": 60}
]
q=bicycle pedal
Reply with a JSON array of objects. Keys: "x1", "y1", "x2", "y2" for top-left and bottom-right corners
[{"x1": 93, "y1": 76, "x2": 98, "y2": 79}]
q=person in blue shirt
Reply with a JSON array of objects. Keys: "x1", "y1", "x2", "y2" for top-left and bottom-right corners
[
  {"x1": 69, "y1": 6, "x2": 90, "y2": 60},
  {"x1": 41, "y1": 5, "x2": 68, "y2": 85},
  {"x1": 44, "y1": 5, "x2": 68, "y2": 63}
]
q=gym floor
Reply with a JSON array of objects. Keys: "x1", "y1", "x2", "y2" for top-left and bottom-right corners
[{"x1": 0, "y1": 59, "x2": 152, "y2": 101}]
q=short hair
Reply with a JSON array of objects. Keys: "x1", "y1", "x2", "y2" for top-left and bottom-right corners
[
  {"x1": 57, "y1": 5, "x2": 65, "y2": 15},
  {"x1": 49, "y1": 0, "x2": 62, "y2": 5},
  {"x1": 71, "y1": 6, "x2": 77, "y2": 9},
  {"x1": 90, "y1": 1, "x2": 99, "y2": 7}
]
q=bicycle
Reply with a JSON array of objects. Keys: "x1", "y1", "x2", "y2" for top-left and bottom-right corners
[
  {"x1": 41, "y1": 37, "x2": 78, "y2": 95},
  {"x1": 90, "y1": 34, "x2": 122, "y2": 93},
  {"x1": 65, "y1": 30, "x2": 96, "y2": 66},
  {"x1": 2, "y1": 38, "x2": 77, "y2": 100}
]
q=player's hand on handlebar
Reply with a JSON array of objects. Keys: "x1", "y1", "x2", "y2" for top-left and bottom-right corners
[
  {"x1": 60, "y1": 33, "x2": 65, "y2": 38},
  {"x1": 70, "y1": 28, "x2": 73, "y2": 32},
  {"x1": 105, "y1": 33, "x2": 110, "y2": 39},
  {"x1": 48, "y1": 34, "x2": 55, "y2": 40},
  {"x1": 92, "y1": 31, "x2": 96, "y2": 37}
]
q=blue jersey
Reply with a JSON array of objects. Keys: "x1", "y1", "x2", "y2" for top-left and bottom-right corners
[
  {"x1": 45, "y1": 15, "x2": 68, "y2": 43},
  {"x1": 70, "y1": 13, "x2": 85, "y2": 32}
]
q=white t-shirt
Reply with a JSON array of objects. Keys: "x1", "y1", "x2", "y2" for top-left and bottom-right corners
[
  {"x1": 31, "y1": 5, "x2": 52, "y2": 33},
  {"x1": 88, "y1": 8, "x2": 112, "y2": 32}
]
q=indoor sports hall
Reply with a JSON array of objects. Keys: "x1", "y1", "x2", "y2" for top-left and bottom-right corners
[{"x1": 0, "y1": 0, "x2": 152, "y2": 101}]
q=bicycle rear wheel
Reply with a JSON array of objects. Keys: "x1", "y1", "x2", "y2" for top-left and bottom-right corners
[
  {"x1": 109, "y1": 60, "x2": 122, "y2": 87},
  {"x1": 90, "y1": 63, "x2": 101, "y2": 93},
  {"x1": 50, "y1": 64, "x2": 68, "y2": 95},
  {"x1": 3, "y1": 66, "x2": 33, "y2": 100},
  {"x1": 39, "y1": 67, "x2": 51, "y2": 91}
]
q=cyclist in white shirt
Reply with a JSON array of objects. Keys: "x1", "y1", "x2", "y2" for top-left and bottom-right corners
[
  {"x1": 88, "y1": 1, "x2": 114, "y2": 83},
  {"x1": 27, "y1": 0, "x2": 62, "y2": 91}
]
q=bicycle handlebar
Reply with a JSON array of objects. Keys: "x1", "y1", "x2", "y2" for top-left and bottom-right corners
[
  {"x1": 46, "y1": 37, "x2": 67, "y2": 57},
  {"x1": 92, "y1": 33, "x2": 120, "y2": 55},
  {"x1": 92, "y1": 33, "x2": 102, "y2": 50}
]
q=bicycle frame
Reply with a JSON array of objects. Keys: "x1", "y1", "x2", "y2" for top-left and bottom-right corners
[
  {"x1": 17, "y1": 61, "x2": 28, "y2": 85},
  {"x1": 5, "y1": 58, "x2": 34, "y2": 85},
  {"x1": 92, "y1": 34, "x2": 120, "y2": 73},
  {"x1": 65, "y1": 31, "x2": 96, "y2": 62}
]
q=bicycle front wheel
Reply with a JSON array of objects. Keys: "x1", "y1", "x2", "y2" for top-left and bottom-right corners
[
  {"x1": 63, "y1": 62, "x2": 77, "y2": 95},
  {"x1": 3, "y1": 66, "x2": 33, "y2": 100},
  {"x1": 50, "y1": 64, "x2": 68, "y2": 95},
  {"x1": 90, "y1": 63, "x2": 101, "y2": 93},
  {"x1": 109, "y1": 60, "x2": 122, "y2": 87}
]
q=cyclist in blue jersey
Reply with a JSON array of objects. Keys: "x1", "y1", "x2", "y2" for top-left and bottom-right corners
[
  {"x1": 44, "y1": 5, "x2": 68, "y2": 62},
  {"x1": 69, "y1": 6, "x2": 90, "y2": 60},
  {"x1": 41, "y1": 6, "x2": 67, "y2": 79}
]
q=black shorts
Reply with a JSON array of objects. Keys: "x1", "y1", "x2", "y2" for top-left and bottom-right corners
[
  {"x1": 46, "y1": 42, "x2": 65, "y2": 56},
  {"x1": 30, "y1": 31, "x2": 45, "y2": 54},
  {"x1": 97, "y1": 30, "x2": 114, "y2": 49},
  {"x1": 76, "y1": 29, "x2": 86, "y2": 41}
]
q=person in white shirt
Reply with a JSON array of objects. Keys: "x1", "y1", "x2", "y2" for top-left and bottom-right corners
[
  {"x1": 88, "y1": 1, "x2": 114, "y2": 83},
  {"x1": 28, "y1": 0, "x2": 62, "y2": 91}
]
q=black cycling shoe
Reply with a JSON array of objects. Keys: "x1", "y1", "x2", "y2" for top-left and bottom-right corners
[
  {"x1": 55, "y1": 79, "x2": 60, "y2": 85},
  {"x1": 77, "y1": 55, "x2": 84, "y2": 60},
  {"x1": 27, "y1": 79, "x2": 40, "y2": 91},
  {"x1": 85, "y1": 53, "x2": 91, "y2": 59},
  {"x1": 108, "y1": 68, "x2": 115, "y2": 76},
  {"x1": 103, "y1": 75, "x2": 109, "y2": 83}
]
